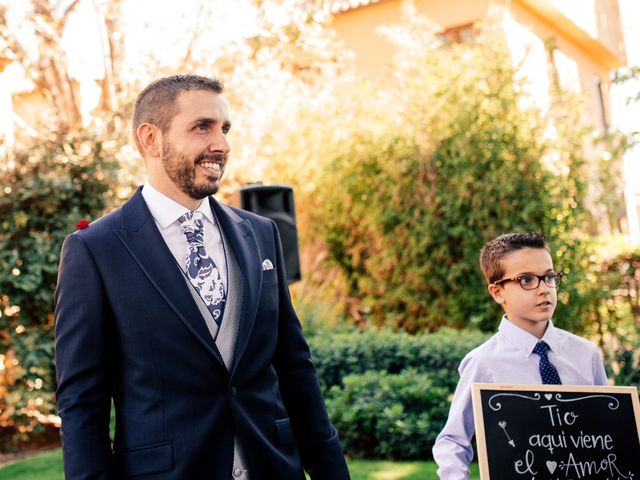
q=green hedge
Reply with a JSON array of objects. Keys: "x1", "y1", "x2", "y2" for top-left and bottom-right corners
[
  {"x1": 309, "y1": 328, "x2": 489, "y2": 390},
  {"x1": 326, "y1": 369, "x2": 451, "y2": 460},
  {"x1": 309, "y1": 328, "x2": 488, "y2": 459}
]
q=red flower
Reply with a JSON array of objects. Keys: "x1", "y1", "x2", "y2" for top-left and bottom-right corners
[{"x1": 75, "y1": 219, "x2": 90, "y2": 230}]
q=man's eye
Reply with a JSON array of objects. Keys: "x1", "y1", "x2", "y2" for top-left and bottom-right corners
[{"x1": 519, "y1": 275, "x2": 535, "y2": 286}]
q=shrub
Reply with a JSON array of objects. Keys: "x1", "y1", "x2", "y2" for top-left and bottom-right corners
[
  {"x1": 308, "y1": 328, "x2": 487, "y2": 459},
  {"x1": 298, "y1": 21, "x2": 594, "y2": 333},
  {"x1": 308, "y1": 328, "x2": 488, "y2": 390},
  {"x1": 586, "y1": 240, "x2": 640, "y2": 388},
  {"x1": 0, "y1": 133, "x2": 118, "y2": 446},
  {"x1": 600, "y1": 246, "x2": 640, "y2": 327},
  {"x1": 325, "y1": 369, "x2": 451, "y2": 459}
]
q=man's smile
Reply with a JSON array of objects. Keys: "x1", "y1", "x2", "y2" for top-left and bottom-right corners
[{"x1": 198, "y1": 161, "x2": 222, "y2": 175}]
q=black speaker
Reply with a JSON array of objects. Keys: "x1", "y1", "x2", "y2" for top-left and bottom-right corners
[{"x1": 239, "y1": 184, "x2": 301, "y2": 284}]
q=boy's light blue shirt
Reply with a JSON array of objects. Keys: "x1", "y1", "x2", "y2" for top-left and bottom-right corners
[{"x1": 432, "y1": 315, "x2": 608, "y2": 480}]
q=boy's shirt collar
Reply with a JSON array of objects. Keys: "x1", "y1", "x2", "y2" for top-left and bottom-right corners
[{"x1": 498, "y1": 315, "x2": 559, "y2": 358}]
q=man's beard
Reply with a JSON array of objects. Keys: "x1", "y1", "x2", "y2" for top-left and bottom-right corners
[{"x1": 161, "y1": 142, "x2": 225, "y2": 199}]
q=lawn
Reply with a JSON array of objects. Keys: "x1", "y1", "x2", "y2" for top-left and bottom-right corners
[
  {"x1": 0, "y1": 449, "x2": 481, "y2": 480},
  {"x1": 348, "y1": 459, "x2": 480, "y2": 479},
  {"x1": 0, "y1": 450, "x2": 64, "y2": 480}
]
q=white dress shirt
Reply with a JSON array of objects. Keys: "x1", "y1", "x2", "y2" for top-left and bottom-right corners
[
  {"x1": 141, "y1": 180, "x2": 227, "y2": 292},
  {"x1": 142, "y1": 182, "x2": 249, "y2": 479},
  {"x1": 432, "y1": 315, "x2": 608, "y2": 480}
]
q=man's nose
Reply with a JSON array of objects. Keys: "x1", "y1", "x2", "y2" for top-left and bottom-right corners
[{"x1": 208, "y1": 131, "x2": 230, "y2": 154}]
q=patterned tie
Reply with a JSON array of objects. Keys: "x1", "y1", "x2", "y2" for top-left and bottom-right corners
[
  {"x1": 533, "y1": 341, "x2": 562, "y2": 385},
  {"x1": 178, "y1": 211, "x2": 226, "y2": 325}
]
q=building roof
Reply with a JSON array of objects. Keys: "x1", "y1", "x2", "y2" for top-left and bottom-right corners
[
  {"x1": 331, "y1": 0, "x2": 625, "y2": 69},
  {"x1": 516, "y1": 0, "x2": 625, "y2": 69}
]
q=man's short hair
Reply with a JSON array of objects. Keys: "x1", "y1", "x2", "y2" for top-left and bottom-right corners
[
  {"x1": 132, "y1": 74, "x2": 224, "y2": 151},
  {"x1": 479, "y1": 232, "x2": 550, "y2": 284}
]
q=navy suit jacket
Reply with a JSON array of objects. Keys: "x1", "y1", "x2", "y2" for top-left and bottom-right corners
[{"x1": 54, "y1": 188, "x2": 349, "y2": 479}]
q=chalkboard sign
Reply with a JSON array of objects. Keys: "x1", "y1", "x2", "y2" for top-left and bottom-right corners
[{"x1": 472, "y1": 383, "x2": 640, "y2": 480}]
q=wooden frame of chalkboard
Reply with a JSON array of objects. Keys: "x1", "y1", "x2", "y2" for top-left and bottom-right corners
[{"x1": 472, "y1": 383, "x2": 640, "y2": 480}]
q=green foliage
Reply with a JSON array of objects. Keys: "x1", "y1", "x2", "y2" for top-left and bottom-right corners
[
  {"x1": 601, "y1": 246, "x2": 640, "y2": 326},
  {"x1": 0, "y1": 133, "x2": 118, "y2": 443},
  {"x1": 583, "y1": 239, "x2": 640, "y2": 388},
  {"x1": 308, "y1": 328, "x2": 488, "y2": 390},
  {"x1": 325, "y1": 369, "x2": 450, "y2": 460},
  {"x1": 309, "y1": 328, "x2": 487, "y2": 459},
  {"x1": 588, "y1": 239, "x2": 640, "y2": 334},
  {"x1": 305, "y1": 25, "x2": 591, "y2": 332},
  {"x1": 239, "y1": 14, "x2": 633, "y2": 336},
  {"x1": 613, "y1": 65, "x2": 640, "y2": 107},
  {"x1": 607, "y1": 332, "x2": 640, "y2": 389}
]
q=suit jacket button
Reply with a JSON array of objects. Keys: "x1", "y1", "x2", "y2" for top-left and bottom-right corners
[{"x1": 230, "y1": 386, "x2": 237, "y2": 397}]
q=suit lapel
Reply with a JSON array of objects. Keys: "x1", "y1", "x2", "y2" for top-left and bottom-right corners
[
  {"x1": 210, "y1": 197, "x2": 262, "y2": 375},
  {"x1": 115, "y1": 188, "x2": 225, "y2": 366}
]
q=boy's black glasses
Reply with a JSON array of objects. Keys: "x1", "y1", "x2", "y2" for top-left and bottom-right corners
[{"x1": 492, "y1": 272, "x2": 563, "y2": 290}]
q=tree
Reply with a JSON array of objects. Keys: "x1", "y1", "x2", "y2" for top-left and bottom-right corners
[
  {"x1": 614, "y1": 65, "x2": 640, "y2": 107},
  {"x1": 258, "y1": 16, "x2": 600, "y2": 333},
  {"x1": 0, "y1": 0, "x2": 126, "y2": 134},
  {"x1": 0, "y1": 0, "x2": 350, "y2": 444}
]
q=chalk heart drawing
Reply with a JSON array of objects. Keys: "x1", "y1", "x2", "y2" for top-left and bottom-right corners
[
  {"x1": 546, "y1": 461, "x2": 558, "y2": 474},
  {"x1": 498, "y1": 421, "x2": 507, "y2": 428},
  {"x1": 545, "y1": 393, "x2": 553, "y2": 400}
]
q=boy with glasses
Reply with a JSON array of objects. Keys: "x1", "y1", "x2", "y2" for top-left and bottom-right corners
[{"x1": 432, "y1": 232, "x2": 607, "y2": 479}]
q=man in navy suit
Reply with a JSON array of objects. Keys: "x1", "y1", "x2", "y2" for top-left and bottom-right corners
[{"x1": 54, "y1": 75, "x2": 350, "y2": 479}]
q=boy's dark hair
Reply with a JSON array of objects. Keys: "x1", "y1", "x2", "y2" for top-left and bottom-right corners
[
  {"x1": 132, "y1": 75, "x2": 224, "y2": 152},
  {"x1": 479, "y1": 232, "x2": 550, "y2": 284}
]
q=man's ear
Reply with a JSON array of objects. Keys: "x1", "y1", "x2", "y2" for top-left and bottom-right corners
[
  {"x1": 136, "y1": 123, "x2": 162, "y2": 159},
  {"x1": 488, "y1": 283, "x2": 505, "y2": 305}
]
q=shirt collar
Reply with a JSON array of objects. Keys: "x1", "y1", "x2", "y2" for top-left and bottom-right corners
[
  {"x1": 539, "y1": 320, "x2": 559, "y2": 352},
  {"x1": 141, "y1": 180, "x2": 215, "y2": 229},
  {"x1": 498, "y1": 315, "x2": 557, "y2": 358}
]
